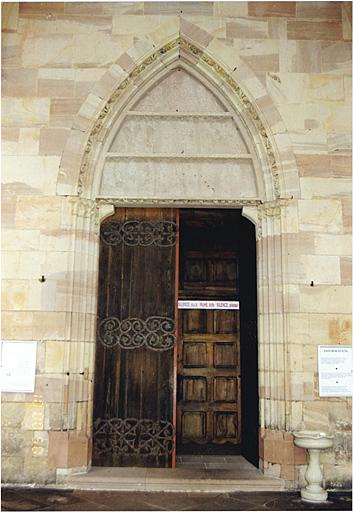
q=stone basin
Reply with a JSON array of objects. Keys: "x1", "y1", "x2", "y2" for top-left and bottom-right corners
[
  {"x1": 293, "y1": 430, "x2": 334, "y2": 450},
  {"x1": 292, "y1": 430, "x2": 334, "y2": 502}
]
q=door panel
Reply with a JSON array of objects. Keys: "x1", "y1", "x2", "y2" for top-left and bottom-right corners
[
  {"x1": 93, "y1": 208, "x2": 177, "y2": 467},
  {"x1": 177, "y1": 210, "x2": 242, "y2": 453},
  {"x1": 214, "y1": 377, "x2": 237, "y2": 402},
  {"x1": 177, "y1": 249, "x2": 241, "y2": 452}
]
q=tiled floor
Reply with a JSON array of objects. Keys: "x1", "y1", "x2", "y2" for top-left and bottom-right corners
[{"x1": 2, "y1": 487, "x2": 352, "y2": 511}]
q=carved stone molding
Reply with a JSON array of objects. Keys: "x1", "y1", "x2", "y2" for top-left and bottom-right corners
[
  {"x1": 69, "y1": 197, "x2": 100, "y2": 233},
  {"x1": 258, "y1": 198, "x2": 291, "y2": 217},
  {"x1": 96, "y1": 197, "x2": 262, "y2": 208},
  {"x1": 93, "y1": 417, "x2": 174, "y2": 457},
  {"x1": 256, "y1": 199, "x2": 292, "y2": 239},
  {"x1": 97, "y1": 316, "x2": 176, "y2": 351},
  {"x1": 78, "y1": 37, "x2": 281, "y2": 199}
]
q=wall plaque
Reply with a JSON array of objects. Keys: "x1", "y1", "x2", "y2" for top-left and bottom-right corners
[
  {"x1": 1, "y1": 341, "x2": 37, "y2": 393},
  {"x1": 318, "y1": 345, "x2": 352, "y2": 397},
  {"x1": 178, "y1": 300, "x2": 239, "y2": 310}
]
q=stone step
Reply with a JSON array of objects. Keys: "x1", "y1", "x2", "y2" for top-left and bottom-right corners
[{"x1": 67, "y1": 466, "x2": 285, "y2": 493}]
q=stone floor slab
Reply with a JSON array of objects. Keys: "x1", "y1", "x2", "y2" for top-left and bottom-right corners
[{"x1": 2, "y1": 488, "x2": 352, "y2": 511}]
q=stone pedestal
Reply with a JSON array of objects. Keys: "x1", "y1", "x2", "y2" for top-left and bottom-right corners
[{"x1": 293, "y1": 430, "x2": 334, "y2": 502}]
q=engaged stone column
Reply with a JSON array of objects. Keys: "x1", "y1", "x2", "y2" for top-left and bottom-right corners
[
  {"x1": 47, "y1": 197, "x2": 102, "y2": 479},
  {"x1": 255, "y1": 200, "x2": 306, "y2": 481}
]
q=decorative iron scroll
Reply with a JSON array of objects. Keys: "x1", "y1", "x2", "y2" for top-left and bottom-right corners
[
  {"x1": 100, "y1": 220, "x2": 177, "y2": 247},
  {"x1": 98, "y1": 316, "x2": 175, "y2": 351},
  {"x1": 93, "y1": 417, "x2": 174, "y2": 457}
]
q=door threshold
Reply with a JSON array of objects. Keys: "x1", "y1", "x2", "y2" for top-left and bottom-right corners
[{"x1": 66, "y1": 457, "x2": 285, "y2": 493}]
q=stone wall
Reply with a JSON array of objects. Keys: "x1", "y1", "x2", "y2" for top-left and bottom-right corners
[{"x1": 2, "y1": 2, "x2": 352, "y2": 487}]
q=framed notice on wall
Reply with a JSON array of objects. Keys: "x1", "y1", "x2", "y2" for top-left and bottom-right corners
[
  {"x1": 318, "y1": 345, "x2": 352, "y2": 397},
  {"x1": 1, "y1": 341, "x2": 37, "y2": 393}
]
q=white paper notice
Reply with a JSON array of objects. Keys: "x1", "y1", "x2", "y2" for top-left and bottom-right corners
[
  {"x1": 1, "y1": 341, "x2": 37, "y2": 393},
  {"x1": 178, "y1": 300, "x2": 239, "y2": 310},
  {"x1": 318, "y1": 345, "x2": 352, "y2": 397}
]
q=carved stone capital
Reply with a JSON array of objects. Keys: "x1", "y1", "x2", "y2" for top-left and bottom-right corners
[
  {"x1": 68, "y1": 197, "x2": 100, "y2": 233},
  {"x1": 255, "y1": 198, "x2": 293, "y2": 239},
  {"x1": 258, "y1": 198, "x2": 292, "y2": 218}
]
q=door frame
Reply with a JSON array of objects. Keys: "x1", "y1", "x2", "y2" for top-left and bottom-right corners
[
  {"x1": 92, "y1": 206, "x2": 259, "y2": 468},
  {"x1": 85, "y1": 197, "x2": 289, "y2": 475}
]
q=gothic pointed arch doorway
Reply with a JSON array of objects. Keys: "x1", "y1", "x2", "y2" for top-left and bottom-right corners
[{"x1": 55, "y1": 33, "x2": 301, "y2": 480}]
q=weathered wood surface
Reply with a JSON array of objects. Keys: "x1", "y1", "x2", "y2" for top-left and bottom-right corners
[
  {"x1": 177, "y1": 210, "x2": 241, "y2": 453},
  {"x1": 93, "y1": 208, "x2": 176, "y2": 467}
]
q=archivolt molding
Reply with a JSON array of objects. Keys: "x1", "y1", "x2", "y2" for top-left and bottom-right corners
[
  {"x1": 77, "y1": 38, "x2": 180, "y2": 196},
  {"x1": 75, "y1": 36, "x2": 282, "y2": 199},
  {"x1": 186, "y1": 42, "x2": 280, "y2": 198}
]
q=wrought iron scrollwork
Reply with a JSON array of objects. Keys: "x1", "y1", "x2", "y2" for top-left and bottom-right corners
[
  {"x1": 100, "y1": 220, "x2": 177, "y2": 247},
  {"x1": 93, "y1": 417, "x2": 174, "y2": 457},
  {"x1": 98, "y1": 316, "x2": 175, "y2": 351}
]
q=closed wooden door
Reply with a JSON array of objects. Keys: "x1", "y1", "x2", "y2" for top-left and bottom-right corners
[
  {"x1": 177, "y1": 211, "x2": 241, "y2": 453},
  {"x1": 93, "y1": 208, "x2": 177, "y2": 467}
]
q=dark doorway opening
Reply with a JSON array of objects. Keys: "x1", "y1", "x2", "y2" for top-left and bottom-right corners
[{"x1": 177, "y1": 209, "x2": 259, "y2": 466}]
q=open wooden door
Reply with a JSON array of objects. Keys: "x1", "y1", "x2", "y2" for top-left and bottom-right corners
[
  {"x1": 93, "y1": 208, "x2": 177, "y2": 467},
  {"x1": 177, "y1": 210, "x2": 241, "y2": 454}
]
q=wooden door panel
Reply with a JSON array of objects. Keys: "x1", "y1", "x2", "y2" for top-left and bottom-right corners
[
  {"x1": 214, "y1": 310, "x2": 237, "y2": 334},
  {"x1": 210, "y1": 259, "x2": 237, "y2": 283},
  {"x1": 184, "y1": 259, "x2": 207, "y2": 283},
  {"x1": 93, "y1": 208, "x2": 177, "y2": 467},
  {"x1": 182, "y1": 310, "x2": 208, "y2": 333},
  {"x1": 214, "y1": 342, "x2": 237, "y2": 368},
  {"x1": 182, "y1": 412, "x2": 207, "y2": 440},
  {"x1": 214, "y1": 412, "x2": 238, "y2": 440},
  {"x1": 182, "y1": 377, "x2": 207, "y2": 402},
  {"x1": 183, "y1": 342, "x2": 207, "y2": 367},
  {"x1": 213, "y1": 377, "x2": 237, "y2": 402}
]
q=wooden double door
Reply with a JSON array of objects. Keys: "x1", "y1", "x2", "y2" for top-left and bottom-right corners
[{"x1": 93, "y1": 208, "x2": 257, "y2": 468}]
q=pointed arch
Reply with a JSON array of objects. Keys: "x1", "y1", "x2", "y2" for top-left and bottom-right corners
[
  {"x1": 54, "y1": 21, "x2": 301, "y2": 478},
  {"x1": 56, "y1": 31, "x2": 299, "y2": 203}
]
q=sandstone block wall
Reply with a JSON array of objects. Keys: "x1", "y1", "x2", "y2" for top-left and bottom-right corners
[{"x1": 1, "y1": 2, "x2": 352, "y2": 487}]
